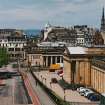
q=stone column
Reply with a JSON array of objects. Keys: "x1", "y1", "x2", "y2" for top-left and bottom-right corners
[
  {"x1": 75, "y1": 61, "x2": 80, "y2": 84},
  {"x1": 63, "y1": 59, "x2": 72, "y2": 84},
  {"x1": 43, "y1": 56, "x2": 45, "y2": 67},
  {"x1": 98, "y1": 71, "x2": 101, "y2": 92},
  {"x1": 100, "y1": 72, "x2": 103, "y2": 93},
  {"x1": 46, "y1": 56, "x2": 48, "y2": 67},
  {"x1": 84, "y1": 60, "x2": 91, "y2": 86},
  {"x1": 60, "y1": 56, "x2": 62, "y2": 63},
  {"x1": 96, "y1": 70, "x2": 98, "y2": 92},
  {"x1": 94, "y1": 69, "x2": 97, "y2": 90},
  {"x1": 55, "y1": 56, "x2": 57, "y2": 64},
  {"x1": 104, "y1": 73, "x2": 105, "y2": 92},
  {"x1": 51, "y1": 56, "x2": 52, "y2": 65}
]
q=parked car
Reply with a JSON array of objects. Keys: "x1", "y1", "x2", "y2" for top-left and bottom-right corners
[
  {"x1": 79, "y1": 88, "x2": 90, "y2": 94},
  {"x1": 84, "y1": 90, "x2": 94, "y2": 97},
  {"x1": 77, "y1": 87, "x2": 86, "y2": 93},
  {"x1": 79, "y1": 89, "x2": 92, "y2": 95},
  {"x1": 87, "y1": 93, "x2": 96, "y2": 99},
  {"x1": 89, "y1": 94, "x2": 100, "y2": 101}
]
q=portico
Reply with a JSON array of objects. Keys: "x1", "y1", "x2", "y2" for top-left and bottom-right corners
[
  {"x1": 26, "y1": 46, "x2": 64, "y2": 68},
  {"x1": 43, "y1": 55, "x2": 63, "y2": 67}
]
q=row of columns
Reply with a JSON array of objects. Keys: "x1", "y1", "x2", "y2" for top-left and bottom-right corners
[
  {"x1": 63, "y1": 59, "x2": 91, "y2": 86},
  {"x1": 72, "y1": 60, "x2": 91, "y2": 86},
  {"x1": 43, "y1": 56, "x2": 63, "y2": 67},
  {"x1": 91, "y1": 66, "x2": 105, "y2": 93}
]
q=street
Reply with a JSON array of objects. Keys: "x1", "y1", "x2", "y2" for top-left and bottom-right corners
[{"x1": 0, "y1": 64, "x2": 32, "y2": 105}]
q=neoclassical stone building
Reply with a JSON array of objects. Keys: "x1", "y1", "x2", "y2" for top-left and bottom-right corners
[
  {"x1": 25, "y1": 43, "x2": 64, "y2": 67},
  {"x1": 63, "y1": 46, "x2": 105, "y2": 93},
  {"x1": 91, "y1": 60, "x2": 105, "y2": 93}
]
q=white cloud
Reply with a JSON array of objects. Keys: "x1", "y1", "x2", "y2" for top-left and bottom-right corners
[{"x1": 0, "y1": 0, "x2": 104, "y2": 28}]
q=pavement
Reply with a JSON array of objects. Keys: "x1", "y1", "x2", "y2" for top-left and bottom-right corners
[
  {"x1": 27, "y1": 72, "x2": 57, "y2": 105},
  {"x1": 33, "y1": 71, "x2": 99, "y2": 104}
]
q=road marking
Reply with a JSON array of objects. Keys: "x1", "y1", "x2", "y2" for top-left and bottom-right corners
[{"x1": 12, "y1": 78, "x2": 15, "y2": 104}]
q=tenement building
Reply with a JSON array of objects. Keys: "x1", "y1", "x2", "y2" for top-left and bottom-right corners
[
  {"x1": 42, "y1": 23, "x2": 77, "y2": 46},
  {"x1": 7, "y1": 35, "x2": 26, "y2": 60},
  {"x1": 0, "y1": 29, "x2": 16, "y2": 37},
  {"x1": 42, "y1": 24, "x2": 104, "y2": 46},
  {"x1": 63, "y1": 46, "x2": 105, "y2": 93},
  {"x1": 0, "y1": 29, "x2": 26, "y2": 60}
]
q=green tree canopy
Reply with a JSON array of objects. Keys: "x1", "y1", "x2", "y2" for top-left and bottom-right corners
[{"x1": 0, "y1": 48, "x2": 9, "y2": 67}]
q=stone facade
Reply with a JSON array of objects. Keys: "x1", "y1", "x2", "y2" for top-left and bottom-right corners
[
  {"x1": 42, "y1": 24, "x2": 103, "y2": 46},
  {"x1": 63, "y1": 47, "x2": 105, "y2": 93},
  {"x1": 91, "y1": 65, "x2": 105, "y2": 93},
  {"x1": 63, "y1": 54, "x2": 91, "y2": 86},
  {"x1": 25, "y1": 45, "x2": 64, "y2": 67},
  {"x1": 0, "y1": 29, "x2": 26, "y2": 61}
]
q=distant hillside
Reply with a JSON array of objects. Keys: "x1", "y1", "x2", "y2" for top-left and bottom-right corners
[{"x1": 23, "y1": 29, "x2": 41, "y2": 37}]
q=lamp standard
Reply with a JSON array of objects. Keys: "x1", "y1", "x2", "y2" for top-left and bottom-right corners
[
  {"x1": 38, "y1": 63, "x2": 40, "y2": 72},
  {"x1": 63, "y1": 88, "x2": 66, "y2": 101},
  {"x1": 45, "y1": 78, "x2": 46, "y2": 84}
]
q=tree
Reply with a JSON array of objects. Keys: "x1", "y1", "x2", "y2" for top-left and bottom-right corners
[{"x1": 0, "y1": 48, "x2": 9, "y2": 67}]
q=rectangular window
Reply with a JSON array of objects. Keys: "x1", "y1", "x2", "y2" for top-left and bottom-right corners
[
  {"x1": 32, "y1": 55, "x2": 40, "y2": 59},
  {"x1": 8, "y1": 48, "x2": 14, "y2": 51},
  {"x1": 15, "y1": 48, "x2": 20, "y2": 51}
]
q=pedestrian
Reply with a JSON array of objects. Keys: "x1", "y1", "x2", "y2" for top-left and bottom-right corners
[
  {"x1": 35, "y1": 79, "x2": 38, "y2": 86},
  {"x1": 50, "y1": 82, "x2": 52, "y2": 88}
]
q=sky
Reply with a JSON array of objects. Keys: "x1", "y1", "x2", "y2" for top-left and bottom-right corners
[{"x1": 0, "y1": 0, "x2": 104, "y2": 29}]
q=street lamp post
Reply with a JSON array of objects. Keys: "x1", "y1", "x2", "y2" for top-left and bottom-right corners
[
  {"x1": 45, "y1": 78, "x2": 46, "y2": 84},
  {"x1": 41, "y1": 75, "x2": 43, "y2": 82},
  {"x1": 50, "y1": 82, "x2": 52, "y2": 88},
  {"x1": 63, "y1": 88, "x2": 66, "y2": 101},
  {"x1": 17, "y1": 58, "x2": 20, "y2": 72}
]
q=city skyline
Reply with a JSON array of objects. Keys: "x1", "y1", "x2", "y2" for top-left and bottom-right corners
[{"x1": 0, "y1": 0, "x2": 104, "y2": 29}]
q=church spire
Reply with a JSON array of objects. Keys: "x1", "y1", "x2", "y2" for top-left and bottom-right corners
[
  {"x1": 101, "y1": 7, "x2": 105, "y2": 32},
  {"x1": 102, "y1": 7, "x2": 104, "y2": 20}
]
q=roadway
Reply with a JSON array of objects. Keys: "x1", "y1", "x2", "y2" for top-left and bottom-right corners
[
  {"x1": 0, "y1": 64, "x2": 32, "y2": 105},
  {"x1": 0, "y1": 64, "x2": 57, "y2": 105},
  {"x1": 14, "y1": 76, "x2": 32, "y2": 104}
]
